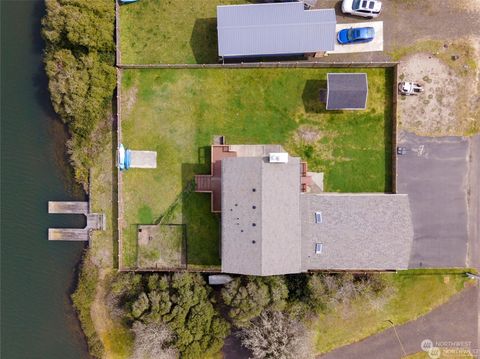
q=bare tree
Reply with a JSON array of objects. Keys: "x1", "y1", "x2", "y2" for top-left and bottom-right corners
[
  {"x1": 239, "y1": 311, "x2": 313, "y2": 359},
  {"x1": 131, "y1": 321, "x2": 178, "y2": 359}
]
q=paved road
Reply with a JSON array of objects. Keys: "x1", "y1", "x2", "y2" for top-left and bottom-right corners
[
  {"x1": 396, "y1": 132, "x2": 469, "y2": 268},
  {"x1": 319, "y1": 285, "x2": 479, "y2": 359}
]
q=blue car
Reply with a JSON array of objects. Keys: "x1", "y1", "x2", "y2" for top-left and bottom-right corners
[{"x1": 337, "y1": 27, "x2": 375, "y2": 44}]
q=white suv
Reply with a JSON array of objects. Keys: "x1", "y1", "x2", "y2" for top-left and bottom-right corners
[{"x1": 341, "y1": 0, "x2": 382, "y2": 18}]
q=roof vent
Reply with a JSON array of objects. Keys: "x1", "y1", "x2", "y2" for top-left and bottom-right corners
[
  {"x1": 315, "y1": 211, "x2": 323, "y2": 224},
  {"x1": 315, "y1": 243, "x2": 323, "y2": 254},
  {"x1": 269, "y1": 153, "x2": 289, "y2": 163}
]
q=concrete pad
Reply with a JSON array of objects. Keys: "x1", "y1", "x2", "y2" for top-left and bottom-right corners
[
  {"x1": 130, "y1": 150, "x2": 157, "y2": 168},
  {"x1": 308, "y1": 171, "x2": 324, "y2": 192},
  {"x1": 327, "y1": 21, "x2": 383, "y2": 54}
]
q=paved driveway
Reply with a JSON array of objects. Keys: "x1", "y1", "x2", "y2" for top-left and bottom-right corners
[
  {"x1": 329, "y1": 22, "x2": 383, "y2": 54},
  {"x1": 396, "y1": 132, "x2": 469, "y2": 268}
]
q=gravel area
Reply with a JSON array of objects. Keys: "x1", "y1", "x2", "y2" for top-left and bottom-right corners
[{"x1": 397, "y1": 54, "x2": 459, "y2": 135}]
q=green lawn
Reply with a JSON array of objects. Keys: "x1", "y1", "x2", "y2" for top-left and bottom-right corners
[
  {"x1": 313, "y1": 270, "x2": 471, "y2": 355},
  {"x1": 120, "y1": 67, "x2": 393, "y2": 268},
  {"x1": 119, "y1": 0, "x2": 244, "y2": 64}
]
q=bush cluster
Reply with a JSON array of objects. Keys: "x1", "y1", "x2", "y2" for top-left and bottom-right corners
[
  {"x1": 71, "y1": 252, "x2": 104, "y2": 358},
  {"x1": 221, "y1": 276, "x2": 288, "y2": 327},
  {"x1": 42, "y1": 0, "x2": 116, "y2": 188},
  {"x1": 222, "y1": 273, "x2": 392, "y2": 359},
  {"x1": 110, "y1": 272, "x2": 230, "y2": 359}
]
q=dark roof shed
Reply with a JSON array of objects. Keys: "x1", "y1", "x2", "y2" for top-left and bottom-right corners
[{"x1": 326, "y1": 73, "x2": 368, "y2": 110}]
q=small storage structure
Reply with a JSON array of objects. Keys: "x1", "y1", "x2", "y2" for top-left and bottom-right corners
[{"x1": 326, "y1": 73, "x2": 368, "y2": 110}]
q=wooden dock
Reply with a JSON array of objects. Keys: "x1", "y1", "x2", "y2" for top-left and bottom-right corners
[
  {"x1": 48, "y1": 201, "x2": 88, "y2": 214},
  {"x1": 48, "y1": 229, "x2": 89, "y2": 241},
  {"x1": 48, "y1": 201, "x2": 104, "y2": 241}
]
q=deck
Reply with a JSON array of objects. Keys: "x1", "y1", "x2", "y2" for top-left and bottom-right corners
[
  {"x1": 195, "y1": 145, "x2": 313, "y2": 212},
  {"x1": 194, "y1": 145, "x2": 237, "y2": 213}
]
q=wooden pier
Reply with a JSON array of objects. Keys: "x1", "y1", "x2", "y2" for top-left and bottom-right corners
[
  {"x1": 48, "y1": 228, "x2": 90, "y2": 241},
  {"x1": 48, "y1": 201, "x2": 88, "y2": 214},
  {"x1": 48, "y1": 201, "x2": 105, "y2": 241}
]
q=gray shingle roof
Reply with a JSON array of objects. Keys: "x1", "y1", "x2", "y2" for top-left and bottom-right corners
[
  {"x1": 217, "y1": 2, "x2": 336, "y2": 58},
  {"x1": 221, "y1": 156, "x2": 302, "y2": 276},
  {"x1": 300, "y1": 193, "x2": 413, "y2": 270},
  {"x1": 326, "y1": 73, "x2": 368, "y2": 110}
]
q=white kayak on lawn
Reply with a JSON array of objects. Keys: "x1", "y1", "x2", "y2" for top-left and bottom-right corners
[{"x1": 118, "y1": 144, "x2": 126, "y2": 170}]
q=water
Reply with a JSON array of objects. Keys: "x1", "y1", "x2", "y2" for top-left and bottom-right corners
[{"x1": 1, "y1": 1, "x2": 91, "y2": 358}]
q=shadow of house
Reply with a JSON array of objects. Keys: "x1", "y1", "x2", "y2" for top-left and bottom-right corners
[
  {"x1": 302, "y1": 79, "x2": 327, "y2": 113},
  {"x1": 180, "y1": 146, "x2": 221, "y2": 268},
  {"x1": 190, "y1": 18, "x2": 219, "y2": 64},
  {"x1": 383, "y1": 67, "x2": 394, "y2": 193}
]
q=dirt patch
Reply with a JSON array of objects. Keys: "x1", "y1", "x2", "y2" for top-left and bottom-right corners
[
  {"x1": 398, "y1": 45, "x2": 479, "y2": 136},
  {"x1": 296, "y1": 125, "x2": 322, "y2": 144},
  {"x1": 121, "y1": 85, "x2": 138, "y2": 118},
  {"x1": 286, "y1": 125, "x2": 337, "y2": 162}
]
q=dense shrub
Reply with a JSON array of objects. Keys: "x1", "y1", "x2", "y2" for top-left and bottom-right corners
[
  {"x1": 222, "y1": 273, "x2": 393, "y2": 328},
  {"x1": 71, "y1": 252, "x2": 104, "y2": 358},
  {"x1": 306, "y1": 273, "x2": 392, "y2": 310},
  {"x1": 110, "y1": 272, "x2": 230, "y2": 359},
  {"x1": 42, "y1": 0, "x2": 116, "y2": 188},
  {"x1": 221, "y1": 276, "x2": 288, "y2": 327}
]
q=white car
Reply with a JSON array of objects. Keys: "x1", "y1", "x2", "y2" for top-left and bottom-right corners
[{"x1": 341, "y1": 0, "x2": 382, "y2": 18}]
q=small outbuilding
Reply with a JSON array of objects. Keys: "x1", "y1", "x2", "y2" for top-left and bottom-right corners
[{"x1": 326, "y1": 73, "x2": 368, "y2": 110}]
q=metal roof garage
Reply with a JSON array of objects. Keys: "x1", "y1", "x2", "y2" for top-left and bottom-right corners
[{"x1": 217, "y1": 2, "x2": 336, "y2": 58}]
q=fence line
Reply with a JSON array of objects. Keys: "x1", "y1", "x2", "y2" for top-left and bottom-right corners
[
  {"x1": 116, "y1": 67, "x2": 124, "y2": 270},
  {"x1": 115, "y1": 0, "x2": 121, "y2": 66},
  {"x1": 392, "y1": 64, "x2": 399, "y2": 194},
  {"x1": 117, "y1": 61, "x2": 398, "y2": 69},
  {"x1": 114, "y1": 61, "x2": 401, "y2": 271},
  {"x1": 118, "y1": 267, "x2": 222, "y2": 273}
]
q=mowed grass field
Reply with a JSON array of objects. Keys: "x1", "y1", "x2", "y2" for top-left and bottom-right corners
[
  {"x1": 120, "y1": 67, "x2": 393, "y2": 268},
  {"x1": 119, "y1": 0, "x2": 244, "y2": 64}
]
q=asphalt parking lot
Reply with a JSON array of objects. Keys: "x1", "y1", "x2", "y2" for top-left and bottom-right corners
[{"x1": 396, "y1": 132, "x2": 469, "y2": 268}]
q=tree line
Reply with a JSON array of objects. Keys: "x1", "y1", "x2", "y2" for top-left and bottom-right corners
[
  {"x1": 42, "y1": 0, "x2": 116, "y2": 189},
  {"x1": 108, "y1": 272, "x2": 393, "y2": 359}
]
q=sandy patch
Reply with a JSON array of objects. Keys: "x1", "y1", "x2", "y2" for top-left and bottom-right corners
[
  {"x1": 398, "y1": 48, "x2": 479, "y2": 136},
  {"x1": 453, "y1": 0, "x2": 480, "y2": 13}
]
